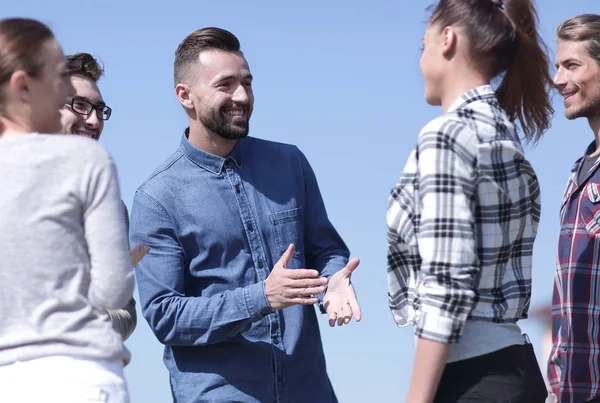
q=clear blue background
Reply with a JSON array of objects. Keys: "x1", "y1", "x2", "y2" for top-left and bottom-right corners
[{"x1": 2, "y1": 1, "x2": 597, "y2": 401}]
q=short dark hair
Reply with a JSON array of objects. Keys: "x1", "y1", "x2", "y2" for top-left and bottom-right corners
[
  {"x1": 174, "y1": 27, "x2": 241, "y2": 86},
  {"x1": 66, "y1": 52, "x2": 104, "y2": 82},
  {"x1": 0, "y1": 18, "x2": 54, "y2": 108}
]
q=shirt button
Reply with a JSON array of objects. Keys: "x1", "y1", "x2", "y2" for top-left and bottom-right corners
[
  {"x1": 247, "y1": 224, "x2": 254, "y2": 232},
  {"x1": 235, "y1": 184, "x2": 240, "y2": 193},
  {"x1": 258, "y1": 261, "x2": 264, "y2": 268}
]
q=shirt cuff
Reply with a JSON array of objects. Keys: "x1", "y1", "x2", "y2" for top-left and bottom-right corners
[
  {"x1": 416, "y1": 305, "x2": 470, "y2": 344},
  {"x1": 243, "y1": 281, "x2": 273, "y2": 321},
  {"x1": 317, "y1": 285, "x2": 328, "y2": 314}
]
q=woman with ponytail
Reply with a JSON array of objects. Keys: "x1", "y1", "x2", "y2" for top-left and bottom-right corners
[{"x1": 386, "y1": 0, "x2": 553, "y2": 401}]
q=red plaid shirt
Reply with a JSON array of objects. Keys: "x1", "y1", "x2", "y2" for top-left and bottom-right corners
[{"x1": 549, "y1": 142, "x2": 600, "y2": 403}]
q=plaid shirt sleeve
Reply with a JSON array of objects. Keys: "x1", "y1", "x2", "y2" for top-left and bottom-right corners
[{"x1": 415, "y1": 118, "x2": 480, "y2": 344}]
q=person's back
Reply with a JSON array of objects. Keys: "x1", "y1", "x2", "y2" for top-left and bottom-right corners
[
  {"x1": 0, "y1": 134, "x2": 133, "y2": 365},
  {"x1": 0, "y1": 18, "x2": 135, "y2": 403}
]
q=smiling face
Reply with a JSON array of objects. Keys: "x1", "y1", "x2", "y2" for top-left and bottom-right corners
[
  {"x1": 182, "y1": 50, "x2": 254, "y2": 140},
  {"x1": 554, "y1": 39, "x2": 600, "y2": 120},
  {"x1": 59, "y1": 75, "x2": 105, "y2": 139}
]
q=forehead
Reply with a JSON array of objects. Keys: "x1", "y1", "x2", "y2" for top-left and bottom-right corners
[
  {"x1": 70, "y1": 75, "x2": 103, "y2": 103},
  {"x1": 195, "y1": 50, "x2": 251, "y2": 82},
  {"x1": 556, "y1": 40, "x2": 591, "y2": 62}
]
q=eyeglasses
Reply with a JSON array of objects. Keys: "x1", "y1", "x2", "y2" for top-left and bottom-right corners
[{"x1": 65, "y1": 97, "x2": 112, "y2": 121}]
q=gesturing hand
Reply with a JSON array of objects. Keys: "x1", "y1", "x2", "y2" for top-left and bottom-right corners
[
  {"x1": 323, "y1": 258, "x2": 361, "y2": 327},
  {"x1": 264, "y1": 244, "x2": 328, "y2": 310},
  {"x1": 130, "y1": 243, "x2": 150, "y2": 267}
]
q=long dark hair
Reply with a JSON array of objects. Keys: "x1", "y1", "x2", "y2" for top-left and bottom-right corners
[{"x1": 429, "y1": 0, "x2": 554, "y2": 143}]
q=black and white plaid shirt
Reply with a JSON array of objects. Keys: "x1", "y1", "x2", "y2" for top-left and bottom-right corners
[{"x1": 387, "y1": 85, "x2": 540, "y2": 343}]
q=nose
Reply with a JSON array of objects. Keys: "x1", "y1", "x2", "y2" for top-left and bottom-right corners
[
  {"x1": 554, "y1": 66, "x2": 567, "y2": 89},
  {"x1": 85, "y1": 110, "x2": 101, "y2": 129},
  {"x1": 232, "y1": 84, "x2": 249, "y2": 104}
]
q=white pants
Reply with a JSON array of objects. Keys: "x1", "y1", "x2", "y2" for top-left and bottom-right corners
[{"x1": 0, "y1": 355, "x2": 129, "y2": 403}]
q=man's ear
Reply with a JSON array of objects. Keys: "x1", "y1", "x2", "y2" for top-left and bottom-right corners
[{"x1": 175, "y1": 83, "x2": 193, "y2": 109}]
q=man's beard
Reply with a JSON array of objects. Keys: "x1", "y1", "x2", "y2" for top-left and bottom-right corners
[
  {"x1": 199, "y1": 106, "x2": 251, "y2": 140},
  {"x1": 566, "y1": 75, "x2": 600, "y2": 120},
  {"x1": 565, "y1": 95, "x2": 600, "y2": 120}
]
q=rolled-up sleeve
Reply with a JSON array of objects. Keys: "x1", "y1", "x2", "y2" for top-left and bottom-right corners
[{"x1": 415, "y1": 121, "x2": 480, "y2": 344}]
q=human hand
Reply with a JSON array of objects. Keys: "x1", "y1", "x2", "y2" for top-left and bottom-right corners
[
  {"x1": 130, "y1": 243, "x2": 150, "y2": 267},
  {"x1": 264, "y1": 244, "x2": 328, "y2": 310},
  {"x1": 323, "y1": 258, "x2": 361, "y2": 327}
]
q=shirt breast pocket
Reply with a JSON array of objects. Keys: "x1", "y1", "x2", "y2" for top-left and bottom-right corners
[
  {"x1": 270, "y1": 207, "x2": 303, "y2": 265},
  {"x1": 581, "y1": 183, "x2": 600, "y2": 234}
]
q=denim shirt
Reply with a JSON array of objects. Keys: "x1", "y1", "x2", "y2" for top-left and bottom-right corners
[{"x1": 131, "y1": 132, "x2": 349, "y2": 403}]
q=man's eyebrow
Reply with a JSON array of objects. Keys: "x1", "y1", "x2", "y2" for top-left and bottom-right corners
[
  {"x1": 73, "y1": 95, "x2": 106, "y2": 106},
  {"x1": 556, "y1": 57, "x2": 581, "y2": 68},
  {"x1": 213, "y1": 73, "x2": 253, "y2": 84}
]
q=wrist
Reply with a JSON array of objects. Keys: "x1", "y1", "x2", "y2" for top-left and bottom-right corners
[
  {"x1": 316, "y1": 284, "x2": 328, "y2": 313},
  {"x1": 263, "y1": 280, "x2": 273, "y2": 310}
]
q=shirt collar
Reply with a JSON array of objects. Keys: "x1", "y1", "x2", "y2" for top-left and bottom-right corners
[
  {"x1": 585, "y1": 141, "x2": 597, "y2": 157},
  {"x1": 180, "y1": 128, "x2": 244, "y2": 174},
  {"x1": 571, "y1": 141, "x2": 597, "y2": 174},
  {"x1": 446, "y1": 85, "x2": 496, "y2": 113}
]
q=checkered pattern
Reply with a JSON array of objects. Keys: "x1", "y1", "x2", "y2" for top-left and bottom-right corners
[
  {"x1": 548, "y1": 141, "x2": 600, "y2": 403},
  {"x1": 387, "y1": 85, "x2": 540, "y2": 344}
]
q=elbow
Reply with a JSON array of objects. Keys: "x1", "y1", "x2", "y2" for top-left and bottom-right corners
[
  {"x1": 111, "y1": 274, "x2": 135, "y2": 310},
  {"x1": 91, "y1": 274, "x2": 135, "y2": 311},
  {"x1": 152, "y1": 327, "x2": 173, "y2": 345},
  {"x1": 143, "y1": 299, "x2": 191, "y2": 346}
]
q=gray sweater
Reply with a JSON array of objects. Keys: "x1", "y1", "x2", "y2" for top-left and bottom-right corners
[
  {"x1": 0, "y1": 134, "x2": 134, "y2": 365},
  {"x1": 106, "y1": 202, "x2": 137, "y2": 342}
]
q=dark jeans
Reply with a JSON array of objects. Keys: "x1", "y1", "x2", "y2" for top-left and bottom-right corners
[{"x1": 433, "y1": 343, "x2": 548, "y2": 403}]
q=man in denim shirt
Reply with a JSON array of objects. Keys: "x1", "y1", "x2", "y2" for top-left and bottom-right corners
[{"x1": 131, "y1": 27, "x2": 361, "y2": 403}]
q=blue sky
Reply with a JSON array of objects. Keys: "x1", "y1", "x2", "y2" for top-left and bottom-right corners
[{"x1": 3, "y1": 1, "x2": 599, "y2": 401}]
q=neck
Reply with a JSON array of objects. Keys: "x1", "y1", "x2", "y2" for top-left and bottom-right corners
[
  {"x1": 440, "y1": 71, "x2": 489, "y2": 114},
  {"x1": 0, "y1": 117, "x2": 31, "y2": 138},
  {"x1": 187, "y1": 121, "x2": 237, "y2": 158}
]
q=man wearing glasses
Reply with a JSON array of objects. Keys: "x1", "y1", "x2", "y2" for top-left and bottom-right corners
[
  {"x1": 59, "y1": 52, "x2": 137, "y2": 344},
  {"x1": 59, "y1": 53, "x2": 111, "y2": 140}
]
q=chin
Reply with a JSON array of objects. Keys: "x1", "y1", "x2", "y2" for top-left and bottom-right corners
[
  {"x1": 424, "y1": 93, "x2": 442, "y2": 107},
  {"x1": 564, "y1": 104, "x2": 590, "y2": 120}
]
